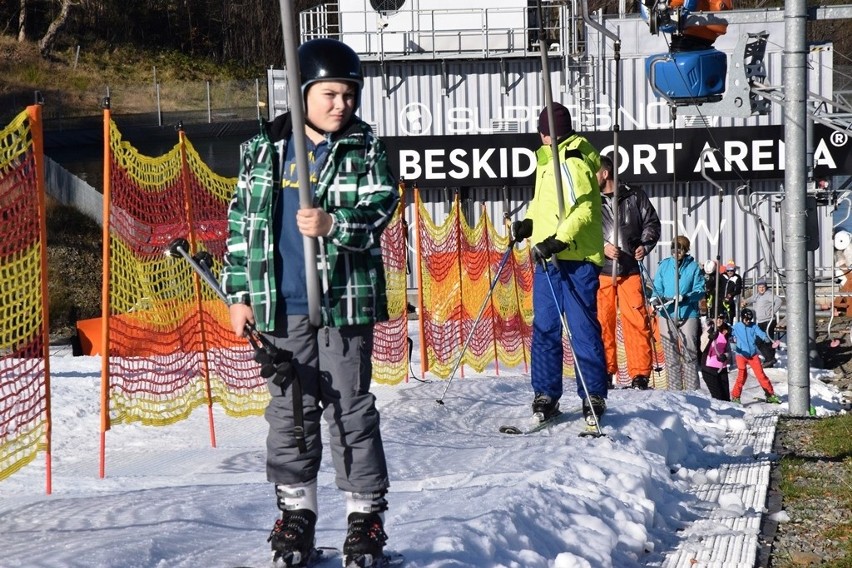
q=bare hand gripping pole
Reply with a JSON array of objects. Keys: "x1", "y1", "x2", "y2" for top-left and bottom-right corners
[{"x1": 277, "y1": 0, "x2": 321, "y2": 328}]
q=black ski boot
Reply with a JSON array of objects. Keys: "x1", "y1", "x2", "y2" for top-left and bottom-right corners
[
  {"x1": 343, "y1": 512, "x2": 388, "y2": 567},
  {"x1": 630, "y1": 375, "x2": 650, "y2": 390},
  {"x1": 582, "y1": 395, "x2": 607, "y2": 426},
  {"x1": 532, "y1": 392, "x2": 560, "y2": 421},
  {"x1": 268, "y1": 509, "x2": 317, "y2": 567}
]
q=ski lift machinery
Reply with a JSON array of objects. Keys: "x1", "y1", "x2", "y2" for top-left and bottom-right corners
[{"x1": 642, "y1": 0, "x2": 770, "y2": 118}]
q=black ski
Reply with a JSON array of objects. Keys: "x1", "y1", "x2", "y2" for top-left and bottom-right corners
[
  {"x1": 499, "y1": 410, "x2": 565, "y2": 435},
  {"x1": 259, "y1": 547, "x2": 404, "y2": 568},
  {"x1": 265, "y1": 546, "x2": 338, "y2": 568},
  {"x1": 343, "y1": 551, "x2": 405, "y2": 568}
]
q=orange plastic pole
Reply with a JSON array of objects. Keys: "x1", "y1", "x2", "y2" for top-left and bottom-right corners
[
  {"x1": 28, "y1": 104, "x2": 52, "y2": 494},
  {"x1": 178, "y1": 130, "x2": 216, "y2": 448},
  {"x1": 502, "y1": 214, "x2": 529, "y2": 373},
  {"x1": 99, "y1": 104, "x2": 113, "y2": 479},
  {"x1": 510, "y1": 241, "x2": 530, "y2": 374},
  {"x1": 413, "y1": 186, "x2": 428, "y2": 377}
]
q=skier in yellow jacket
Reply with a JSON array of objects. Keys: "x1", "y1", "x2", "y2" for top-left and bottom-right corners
[{"x1": 512, "y1": 103, "x2": 608, "y2": 428}]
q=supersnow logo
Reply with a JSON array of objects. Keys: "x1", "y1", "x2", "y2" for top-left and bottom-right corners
[{"x1": 399, "y1": 103, "x2": 432, "y2": 136}]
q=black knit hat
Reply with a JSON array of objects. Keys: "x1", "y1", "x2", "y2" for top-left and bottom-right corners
[{"x1": 538, "y1": 103, "x2": 573, "y2": 137}]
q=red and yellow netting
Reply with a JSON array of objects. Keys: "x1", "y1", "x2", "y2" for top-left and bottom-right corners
[
  {"x1": 100, "y1": 116, "x2": 413, "y2": 461},
  {"x1": 102, "y1": 117, "x2": 267, "y2": 443},
  {"x1": 0, "y1": 106, "x2": 51, "y2": 489},
  {"x1": 411, "y1": 188, "x2": 665, "y2": 383},
  {"x1": 414, "y1": 190, "x2": 535, "y2": 378},
  {"x1": 0, "y1": 105, "x2": 676, "y2": 485},
  {"x1": 373, "y1": 195, "x2": 410, "y2": 384},
  {"x1": 98, "y1": 110, "x2": 673, "y2": 476}
]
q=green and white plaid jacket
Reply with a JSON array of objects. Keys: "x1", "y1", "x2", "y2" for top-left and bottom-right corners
[{"x1": 221, "y1": 114, "x2": 399, "y2": 331}]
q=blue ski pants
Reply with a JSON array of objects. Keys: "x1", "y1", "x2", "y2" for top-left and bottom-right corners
[{"x1": 530, "y1": 260, "x2": 608, "y2": 401}]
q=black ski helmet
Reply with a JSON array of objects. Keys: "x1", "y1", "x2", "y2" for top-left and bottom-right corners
[
  {"x1": 298, "y1": 38, "x2": 364, "y2": 110},
  {"x1": 741, "y1": 307, "x2": 755, "y2": 322}
]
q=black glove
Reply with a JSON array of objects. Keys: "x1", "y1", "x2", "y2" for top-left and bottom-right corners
[
  {"x1": 717, "y1": 353, "x2": 728, "y2": 364},
  {"x1": 511, "y1": 219, "x2": 533, "y2": 241},
  {"x1": 532, "y1": 235, "x2": 568, "y2": 263}
]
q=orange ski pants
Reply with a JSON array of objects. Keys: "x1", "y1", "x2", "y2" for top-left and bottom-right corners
[
  {"x1": 597, "y1": 272, "x2": 655, "y2": 378},
  {"x1": 731, "y1": 353, "x2": 775, "y2": 399}
]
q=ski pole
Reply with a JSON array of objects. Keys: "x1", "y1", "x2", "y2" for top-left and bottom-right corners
[
  {"x1": 167, "y1": 238, "x2": 312, "y2": 453},
  {"x1": 165, "y1": 238, "x2": 290, "y2": 377},
  {"x1": 538, "y1": 258, "x2": 604, "y2": 437},
  {"x1": 639, "y1": 261, "x2": 694, "y2": 389},
  {"x1": 435, "y1": 237, "x2": 520, "y2": 406},
  {"x1": 636, "y1": 260, "x2": 665, "y2": 381}
]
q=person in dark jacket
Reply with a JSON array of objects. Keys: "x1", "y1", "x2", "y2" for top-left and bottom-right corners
[
  {"x1": 222, "y1": 38, "x2": 398, "y2": 568},
  {"x1": 595, "y1": 155, "x2": 661, "y2": 389},
  {"x1": 720, "y1": 259, "x2": 743, "y2": 322},
  {"x1": 701, "y1": 259, "x2": 720, "y2": 319}
]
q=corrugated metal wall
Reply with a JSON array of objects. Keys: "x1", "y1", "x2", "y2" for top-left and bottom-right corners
[
  {"x1": 273, "y1": 10, "x2": 838, "y2": 291},
  {"x1": 275, "y1": 13, "x2": 834, "y2": 136}
]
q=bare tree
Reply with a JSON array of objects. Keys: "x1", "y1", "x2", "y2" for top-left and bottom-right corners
[
  {"x1": 18, "y1": 0, "x2": 27, "y2": 41},
  {"x1": 38, "y1": 0, "x2": 75, "y2": 57}
]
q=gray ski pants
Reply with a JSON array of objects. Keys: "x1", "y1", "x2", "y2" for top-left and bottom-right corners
[
  {"x1": 262, "y1": 315, "x2": 389, "y2": 493},
  {"x1": 658, "y1": 315, "x2": 701, "y2": 390}
]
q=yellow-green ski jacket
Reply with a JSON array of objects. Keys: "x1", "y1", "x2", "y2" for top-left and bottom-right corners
[{"x1": 524, "y1": 133, "x2": 604, "y2": 266}]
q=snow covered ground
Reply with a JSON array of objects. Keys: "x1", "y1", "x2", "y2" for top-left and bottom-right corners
[{"x1": 1, "y1": 326, "x2": 848, "y2": 568}]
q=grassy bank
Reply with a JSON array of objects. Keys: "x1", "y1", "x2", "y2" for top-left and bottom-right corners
[
  {"x1": 773, "y1": 413, "x2": 852, "y2": 567},
  {"x1": 0, "y1": 36, "x2": 265, "y2": 124},
  {"x1": 45, "y1": 199, "x2": 102, "y2": 340}
]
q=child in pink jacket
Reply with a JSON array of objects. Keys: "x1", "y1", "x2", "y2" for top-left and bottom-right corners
[{"x1": 700, "y1": 320, "x2": 731, "y2": 401}]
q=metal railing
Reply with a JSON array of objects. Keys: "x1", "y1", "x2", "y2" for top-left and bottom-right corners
[
  {"x1": 1, "y1": 77, "x2": 268, "y2": 129},
  {"x1": 299, "y1": 2, "x2": 569, "y2": 60}
]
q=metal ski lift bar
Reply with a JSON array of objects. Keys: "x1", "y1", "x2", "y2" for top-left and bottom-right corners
[
  {"x1": 750, "y1": 81, "x2": 852, "y2": 137},
  {"x1": 684, "y1": 5, "x2": 852, "y2": 26}
]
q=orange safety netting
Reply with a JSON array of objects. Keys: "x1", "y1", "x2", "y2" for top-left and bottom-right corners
[
  {"x1": 373, "y1": 197, "x2": 410, "y2": 385},
  {"x1": 0, "y1": 106, "x2": 51, "y2": 487},
  {"x1": 103, "y1": 118, "x2": 267, "y2": 432},
  {"x1": 413, "y1": 190, "x2": 667, "y2": 383},
  {"x1": 102, "y1": 109, "x2": 671, "y2": 449},
  {"x1": 414, "y1": 191, "x2": 537, "y2": 377},
  {"x1": 102, "y1": 118, "x2": 412, "y2": 442}
]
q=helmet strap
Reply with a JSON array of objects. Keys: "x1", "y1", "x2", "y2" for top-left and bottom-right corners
[{"x1": 305, "y1": 117, "x2": 329, "y2": 137}]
